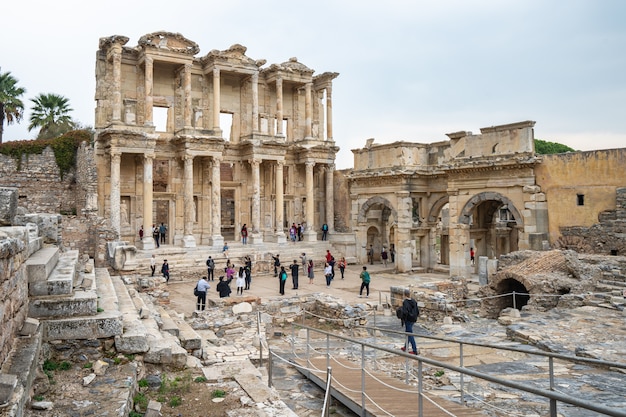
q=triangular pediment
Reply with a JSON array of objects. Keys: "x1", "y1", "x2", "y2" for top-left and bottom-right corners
[{"x1": 138, "y1": 31, "x2": 200, "y2": 56}]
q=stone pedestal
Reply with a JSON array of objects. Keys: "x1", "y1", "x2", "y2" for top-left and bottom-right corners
[
  {"x1": 209, "y1": 235, "x2": 224, "y2": 249},
  {"x1": 182, "y1": 235, "x2": 197, "y2": 248},
  {"x1": 478, "y1": 256, "x2": 489, "y2": 286},
  {"x1": 249, "y1": 232, "x2": 264, "y2": 244},
  {"x1": 303, "y1": 230, "x2": 317, "y2": 242},
  {"x1": 141, "y1": 237, "x2": 156, "y2": 250}
]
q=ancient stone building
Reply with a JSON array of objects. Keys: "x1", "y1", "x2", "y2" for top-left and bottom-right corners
[{"x1": 94, "y1": 32, "x2": 338, "y2": 249}]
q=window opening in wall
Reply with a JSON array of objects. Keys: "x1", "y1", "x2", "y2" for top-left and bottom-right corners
[
  {"x1": 220, "y1": 112, "x2": 233, "y2": 141},
  {"x1": 153, "y1": 107, "x2": 168, "y2": 132},
  {"x1": 577, "y1": 194, "x2": 585, "y2": 206}
]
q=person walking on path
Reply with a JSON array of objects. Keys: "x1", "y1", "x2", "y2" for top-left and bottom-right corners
[
  {"x1": 359, "y1": 266, "x2": 370, "y2": 298},
  {"x1": 272, "y1": 254, "x2": 281, "y2": 277},
  {"x1": 216, "y1": 276, "x2": 232, "y2": 298},
  {"x1": 159, "y1": 223, "x2": 167, "y2": 245},
  {"x1": 399, "y1": 292, "x2": 419, "y2": 354},
  {"x1": 150, "y1": 254, "x2": 156, "y2": 276},
  {"x1": 244, "y1": 256, "x2": 252, "y2": 290},
  {"x1": 195, "y1": 276, "x2": 210, "y2": 311},
  {"x1": 161, "y1": 259, "x2": 170, "y2": 283},
  {"x1": 152, "y1": 224, "x2": 160, "y2": 248},
  {"x1": 367, "y1": 245, "x2": 374, "y2": 265},
  {"x1": 289, "y1": 259, "x2": 299, "y2": 289},
  {"x1": 236, "y1": 267, "x2": 245, "y2": 295},
  {"x1": 206, "y1": 256, "x2": 215, "y2": 281},
  {"x1": 324, "y1": 262, "x2": 333, "y2": 288},
  {"x1": 338, "y1": 257, "x2": 346, "y2": 279},
  {"x1": 241, "y1": 224, "x2": 248, "y2": 245},
  {"x1": 307, "y1": 259, "x2": 315, "y2": 284},
  {"x1": 278, "y1": 266, "x2": 288, "y2": 295},
  {"x1": 381, "y1": 247, "x2": 388, "y2": 266}
]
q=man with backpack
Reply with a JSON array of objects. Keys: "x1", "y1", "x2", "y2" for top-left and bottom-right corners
[
  {"x1": 397, "y1": 291, "x2": 419, "y2": 354},
  {"x1": 206, "y1": 256, "x2": 215, "y2": 281}
]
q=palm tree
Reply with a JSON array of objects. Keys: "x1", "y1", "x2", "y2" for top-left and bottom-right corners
[
  {"x1": 0, "y1": 69, "x2": 27, "y2": 144},
  {"x1": 28, "y1": 93, "x2": 75, "y2": 139}
]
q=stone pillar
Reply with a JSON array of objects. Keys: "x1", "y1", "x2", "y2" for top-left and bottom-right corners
[
  {"x1": 182, "y1": 154, "x2": 196, "y2": 247},
  {"x1": 212, "y1": 68, "x2": 221, "y2": 132},
  {"x1": 183, "y1": 63, "x2": 192, "y2": 129},
  {"x1": 325, "y1": 164, "x2": 335, "y2": 233},
  {"x1": 144, "y1": 56, "x2": 153, "y2": 126},
  {"x1": 110, "y1": 151, "x2": 121, "y2": 238},
  {"x1": 251, "y1": 72, "x2": 259, "y2": 133},
  {"x1": 110, "y1": 44, "x2": 122, "y2": 122},
  {"x1": 304, "y1": 161, "x2": 316, "y2": 241},
  {"x1": 304, "y1": 82, "x2": 313, "y2": 139},
  {"x1": 326, "y1": 85, "x2": 333, "y2": 141},
  {"x1": 395, "y1": 192, "x2": 413, "y2": 273},
  {"x1": 274, "y1": 160, "x2": 286, "y2": 242},
  {"x1": 210, "y1": 156, "x2": 224, "y2": 247},
  {"x1": 142, "y1": 154, "x2": 155, "y2": 250},
  {"x1": 201, "y1": 157, "x2": 212, "y2": 244},
  {"x1": 249, "y1": 158, "x2": 263, "y2": 244},
  {"x1": 276, "y1": 78, "x2": 284, "y2": 137}
]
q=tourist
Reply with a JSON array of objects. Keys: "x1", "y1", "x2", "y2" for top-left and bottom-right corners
[
  {"x1": 297, "y1": 223, "x2": 303, "y2": 241},
  {"x1": 470, "y1": 247, "x2": 475, "y2": 265},
  {"x1": 398, "y1": 292, "x2": 419, "y2": 354},
  {"x1": 241, "y1": 224, "x2": 248, "y2": 245},
  {"x1": 300, "y1": 252, "x2": 307, "y2": 269},
  {"x1": 161, "y1": 259, "x2": 170, "y2": 283},
  {"x1": 159, "y1": 223, "x2": 167, "y2": 244},
  {"x1": 150, "y1": 254, "x2": 156, "y2": 276},
  {"x1": 195, "y1": 276, "x2": 210, "y2": 311},
  {"x1": 138, "y1": 225, "x2": 144, "y2": 241},
  {"x1": 152, "y1": 224, "x2": 160, "y2": 248},
  {"x1": 338, "y1": 257, "x2": 346, "y2": 279},
  {"x1": 381, "y1": 247, "x2": 388, "y2": 266},
  {"x1": 321, "y1": 223, "x2": 329, "y2": 240},
  {"x1": 324, "y1": 262, "x2": 333, "y2": 287},
  {"x1": 206, "y1": 255, "x2": 215, "y2": 281},
  {"x1": 359, "y1": 266, "x2": 370, "y2": 298},
  {"x1": 222, "y1": 242, "x2": 229, "y2": 257},
  {"x1": 290, "y1": 223, "x2": 297, "y2": 242},
  {"x1": 272, "y1": 254, "x2": 280, "y2": 277},
  {"x1": 325, "y1": 249, "x2": 333, "y2": 264},
  {"x1": 244, "y1": 257, "x2": 252, "y2": 290},
  {"x1": 236, "y1": 267, "x2": 245, "y2": 295},
  {"x1": 307, "y1": 259, "x2": 315, "y2": 284},
  {"x1": 367, "y1": 245, "x2": 374, "y2": 265},
  {"x1": 278, "y1": 266, "x2": 288, "y2": 295},
  {"x1": 290, "y1": 259, "x2": 299, "y2": 289},
  {"x1": 216, "y1": 276, "x2": 232, "y2": 298},
  {"x1": 226, "y1": 263, "x2": 235, "y2": 280},
  {"x1": 390, "y1": 245, "x2": 395, "y2": 263}
]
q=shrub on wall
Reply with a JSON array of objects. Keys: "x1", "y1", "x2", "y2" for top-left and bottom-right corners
[{"x1": 0, "y1": 130, "x2": 91, "y2": 178}]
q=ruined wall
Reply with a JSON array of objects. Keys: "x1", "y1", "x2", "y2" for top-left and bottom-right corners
[{"x1": 535, "y1": 149, "x2": 626, "y2": 247}]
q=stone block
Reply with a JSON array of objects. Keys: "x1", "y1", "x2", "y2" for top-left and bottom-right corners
[
  {"x1": 26, "y1": 247, "x2": 60, "y2": 284},
  {"x1": 19, "y1": 318, "x2": 40, "y2": 336},
  {"x1": 0, "y1": 187, "x2": 18, "y2": 226},
  {"x1": 144, "y1": 400, "x2": 162, "y2": 417},
  {"x1": 0, "y1": 373, "x2": 18, "y2": 405}
]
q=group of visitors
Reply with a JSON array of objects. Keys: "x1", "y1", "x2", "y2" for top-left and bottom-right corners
[
  {"x1": 367, "y1": 244, "x2": 395, "y2": 265},
  {"x1": 139, "y1": 223, "x2": 167, "y2": 248}
]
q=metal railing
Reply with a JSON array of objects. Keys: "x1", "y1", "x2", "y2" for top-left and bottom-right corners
[{"x1": 275, "y1": 323, "x2": 626, "y2": 417}]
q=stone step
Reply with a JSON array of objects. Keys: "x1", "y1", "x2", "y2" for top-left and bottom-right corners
[
  {"x1": 26, "y1": 247, "x2": 60, "y2": 292},
  {"x1": 29, "y1": 250, "x2": 79, "y2": 297},
  {"x1": 169, "y1": 310, "x2": 202, "y2": 351},
  {"x1": 156, "y1": 306, "x2": 179, "y2": 337},
  {"x1": 41, "y1": 268, "x2": 123, "y2": 341},
  {"x1": 142, "y1": 316, "x2": 187, "y2": 368},
  {"x1": 109, "y1": 271, "x2": 149, "y2": 354}
]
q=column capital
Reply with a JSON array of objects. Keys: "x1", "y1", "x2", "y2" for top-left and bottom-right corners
[
  {"x1": 305, "y1": 160, "x2": 315, "y2": 168},
  {"x1": 326, "y1": 163, "x2": 335, "y2": 172},
  {"x1": 110, "y1": 151, "x2": 121, "y2": 163},
  {"x1": 248, "y1": 158, "x2": 262, "y2": 166},
  {"x1": 183, "y1": 154, "x2": 194, "y2": 162},
  {"x1": 276, "y1": 159, "x2": 285, "y2": 167},
  {"x1": 213, "y1": 67, "x2": 220, "y2": 77},
  {"x1": 213, "y1": 155, "x2": 223, "y2": 164},
  {"x1": 144, "y1": 153, "x2": 155, "y2": 161}
]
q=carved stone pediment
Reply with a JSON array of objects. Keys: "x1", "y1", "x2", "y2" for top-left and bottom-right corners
[
  {"x1": 98, "y1": 35, "x2": 129, "y2": 50},
  {"x1": 266, "y1": 57, "x2": 314, "y2": 76},
  {"x1": 203, "y1": 44, "x2": 265, "y2": 68},
  {"x1": 138, "y1": 31, "x2": 199, "y2": 55}
]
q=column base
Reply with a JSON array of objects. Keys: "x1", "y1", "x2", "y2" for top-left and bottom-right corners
[
  {"x1": 141, "y1": 237, "x2": 156, "y2": 250},
  {"x1": 182, "y1": 235, "x2": 197, "y2": 248},
  {"x1": 265, "y1": 232, "x2": 287, "y2": 243},
  {"x1": 303, "y1": 230, "x2": 317, "y2": 242},
  {"x1": 209, "y1": 235, "x2": 224, "y2": 248},
  {"x1": 249, "y1": 233, "x2": 264, "y2": 244}
]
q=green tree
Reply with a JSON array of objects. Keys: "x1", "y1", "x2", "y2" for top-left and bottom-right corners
[
  {"x1": 0, "y1": 69, "x2": 27, "y2": 144},
  {"x1": 28, "y1": 93, "x2": 75, "y2": 139},
  {"x1": 535, "y1": 139, "x2": 576, "y2": 155}
]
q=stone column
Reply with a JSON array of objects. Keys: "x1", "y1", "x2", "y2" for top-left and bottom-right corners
[
  {"x1": 249, "y1": 158, "x2": 263, "y2": 243},
  {"x1": 110, "y1": 44, "x2": 122, "y2": 123},
  {"x1": 182, "y1": 154, "x2": 196, "y2": 247},
  {"x1": 275, "y1": 160, "x2": 286, "y2": 242},
  {"x1": 251, "y1": 72, "x2": 259, "y2": 133},
  {"x1": 326, "y1": 85, "x2": 333, "y2": 141},
  {"x1": 276, "y1": 77, "x2": 284, "y2": 137},
  {"x1": 142, "y1": 154, "x2": 155, "y2": 250},
  {"x1": 144, "y1": 56, "x2": 153, "y2": 126},
  {"x1": 213, "y1": 68, "x2": 221, "y2": 132},
  {"x1": 304, "y1": 161, "x2": 316, "y2": 241},
  {"x1": 201, "y1": 157, "x2": 212, "y2": 244},
  {"x1": 110, "y1": 151, "x2": 121, "y2": 238},
  {"x1": 325, "y1": 164, "x2": 335, "y2": 233},
  {"x1": 183, "y1": 63, "x2": 192, "y2": 129},
  {"x1": 210, "y1": 156, "x2": 224, "y2": 247},
  {"x1": 304, "y1": 82, "x2": 313, "y2": 139},
  {"x1": 395, "y1": 192, "x2": 413, "y2": 273}
]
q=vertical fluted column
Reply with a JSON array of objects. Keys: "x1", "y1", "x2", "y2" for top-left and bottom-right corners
[
  {"x1": 210, "y1": 156, "x2": 224, "y2": 247},
  {"x1": 110, "y1": 151, "x2": 121, "y2": 238},
  {"x1": 111, "y1": 45, "x2": 122, "y2": 122},
  {"x1": 325, "y1": 164, "x2": 335, "y2": 233},
  {"x1": 144, "y1": 56, "x2": 153, "y2": 126},
  {"x1": 182, "y1": 154, "x2": 196, "y2": 247},
  {"x1": 201, "y1": 158, "x2": 211, "y2": 244},
  {"x1": 213, "y1": 68, "x2": 221, "y2": 131},
  {"x1": 142, "y1": 154, "x2": 155, "y2": 249},
  {"x1": 304, "y1": 161, "x2": 316, "y2": 241},
  {"x1": 326, "y1": 85, "x2": 333, "y2": 141},
  {"x1": 275, "y1": 161, "x2": 285, "y2": 239},
  {"x1": 251, "y1": 72, "x2": 259, "y2": 133},
  {"x1": 250, "y1": 158, "x2": 261, "y2": 235},
  {"x1": 305, "y1": 82, "x2": 313, "y2": 139},
  {"x1": 276, "y1": 78, "x2": 283, "y2": 137},
  {"x1": 183, "y1": 63, "x2": 192, "y2": 128}
]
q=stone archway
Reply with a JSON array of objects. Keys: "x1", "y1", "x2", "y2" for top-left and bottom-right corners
[{"x1": 357, "y1": 196, "x2": 397, "y2": 264}]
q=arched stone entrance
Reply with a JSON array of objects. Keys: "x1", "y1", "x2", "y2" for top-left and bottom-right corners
[{"x1": 357, "y1": 196, "x2": 397, "y2": 265}]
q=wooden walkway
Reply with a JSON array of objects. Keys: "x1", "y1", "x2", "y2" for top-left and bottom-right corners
[{"x1": 295, "y1": 355, "x2": 487, "y2": 417}]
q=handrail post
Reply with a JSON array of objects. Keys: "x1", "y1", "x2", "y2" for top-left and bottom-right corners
[
  {"x1": 322, "y1": 367, "x2": 332, "y2": 417},
  {"x1": 513, "y1": 290, "x2": 517, "y2": 310},
  {"x1": 268, "y1": 348, "x2": 273, "y2": 388},
  {"x1": 361, "y1": 343, "x2": 366, "y2": 416},
  {"x1": 306, "y1": 328, "x2": 311, "y2": 370},
  {"x1": 549, "y1": 356, "x2": 557, "y2": 416},
  {"x1": 405, "y1": 332, "x2": 410, "y2": 384},
  {"x1": 257, "y1": 311, "x2": 263, "y2": 367},
  {"x1": 326, "y1": 333, "x2": 330, "y2": 370},
  {"x1": 418, "y1": 359, "x2": 424, "y2": 417},
  {"x1": 373, "y1": 309, "x2": 377, "y2": 370}
]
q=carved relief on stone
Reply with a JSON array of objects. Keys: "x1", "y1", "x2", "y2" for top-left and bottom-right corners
[{"x1": 138, "y1": 31, "x2": 200, "y2": 55}]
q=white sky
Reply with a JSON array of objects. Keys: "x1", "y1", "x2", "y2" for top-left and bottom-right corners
[{"x1": 2, "y1": 0, "x2": 625, "y2": 169}]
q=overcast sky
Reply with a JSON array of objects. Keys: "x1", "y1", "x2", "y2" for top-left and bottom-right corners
[{"x1": 2, "y1": 0, "x2": 625, "y2": 169}]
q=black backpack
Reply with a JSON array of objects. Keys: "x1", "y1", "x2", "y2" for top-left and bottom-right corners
[{"x1": 397, "y1": 299, "x2": 419, "y2": 322}]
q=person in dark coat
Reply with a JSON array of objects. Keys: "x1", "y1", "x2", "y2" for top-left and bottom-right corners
[
  {"x1": 161, "y1": 259, "x2": 170, "y2": 283},
  {"x1": 216, "y1": 276, "x2": 232, "y2": 298},
  {"x1": 289, "y1": 259, "x2": 299, "y2": 290},
  {"x1": 278, "y1": 266, "x2": 288, "y2": 295}
]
